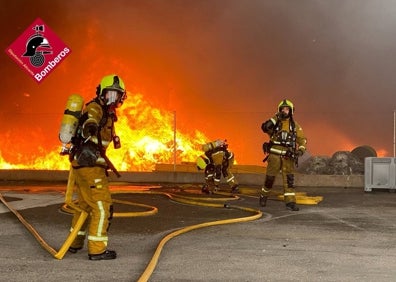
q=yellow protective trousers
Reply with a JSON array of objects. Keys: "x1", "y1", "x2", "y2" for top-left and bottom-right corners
[
  {"x1": 204, "y1": 164, "x2": 215, "y2": 186},
  {"x1": 211, "y1": 150, "x2": 225, "y2": 186},
  {"x1": 69, "y1": 166, "x2": 113, "y2": 255},
  {"x1": 221, "y1": 162, "x2": 238, "y2": 188},
  {"x1": 206, "y1": 150, "x2": 238, "y2": 189},
  {"x1": 265, "y1": 153, "x2": 296, "y2": 204}
]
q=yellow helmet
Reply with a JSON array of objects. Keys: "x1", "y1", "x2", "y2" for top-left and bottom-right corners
[
  {"x1": 278, "y1": 99, "x2": 294, "y2": 115},
  {"x1": 96, "y1": 74, "x2": 127, "y2": 106},
  {"x1": 196, "y1": 155, "x2": 210, "y2": 170}
]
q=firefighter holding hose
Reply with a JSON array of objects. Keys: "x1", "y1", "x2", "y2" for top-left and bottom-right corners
[{"x1": 260, "y1": 99, "x2": 307, "y2": 211}]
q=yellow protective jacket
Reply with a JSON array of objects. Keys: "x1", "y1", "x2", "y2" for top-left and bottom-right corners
[
  {"x1": 263, "y1": 115, "x2": 307, "y2": 155},
  {"x1": 71, "y1": 99, "x2": 116, "y2": 167}
]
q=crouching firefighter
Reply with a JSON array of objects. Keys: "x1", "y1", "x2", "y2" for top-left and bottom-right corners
[
  {"x1": 65, "y1": 74, "x2": 127, "y2": 260},
  {"x1": 259, "y1": 99, "x2": 307, "y2": 211},
  {"x1": 198, "y1": 139, "x2": 239, "y2": 194}
]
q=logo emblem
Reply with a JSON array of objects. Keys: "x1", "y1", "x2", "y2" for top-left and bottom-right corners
[{"x1": 5, "y1": 18, "x2": 71, "y2": 83}]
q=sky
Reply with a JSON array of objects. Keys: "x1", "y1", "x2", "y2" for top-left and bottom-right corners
[{"x1": 1, "y1": 0, "x2": 396, "y2": 167}]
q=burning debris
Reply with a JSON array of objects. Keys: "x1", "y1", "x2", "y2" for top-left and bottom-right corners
[{"x1": 0, "y1": 92, "x2": 209, "y2": 171}]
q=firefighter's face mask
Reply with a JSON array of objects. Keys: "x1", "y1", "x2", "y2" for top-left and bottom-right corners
[
  {"x1": 105, "y1": 90, "x2": 121, "y2": 107},
  {"x1": 279, "y1": 106, "x2": 291, "y2": 119}
]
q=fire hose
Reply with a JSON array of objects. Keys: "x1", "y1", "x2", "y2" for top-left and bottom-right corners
[
  {"x1": 0, "y1": 175, "x2": 264, "y2": 281},
  {"x1": 0, "y1": 169, "x2": 158, "y2": 260},
  {"x1": 136, "y1": 193, "x2": 262, "y2": 282},
  {"x1": 0, "y1": 178, "x2": 325, "y2": 282}
]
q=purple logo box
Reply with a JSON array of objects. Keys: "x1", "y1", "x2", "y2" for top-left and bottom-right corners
[{"x1": 5, "y1": 17, "x2": 71, "y2": 83}]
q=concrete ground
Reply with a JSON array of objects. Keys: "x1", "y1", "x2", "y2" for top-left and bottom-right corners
[{"x1": 1, "y1": 183, "x2": 396, "y2": 282}]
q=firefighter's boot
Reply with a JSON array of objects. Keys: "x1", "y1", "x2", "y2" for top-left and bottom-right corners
[
  {"x1": 214, "y1": 185, "x2": 219, "y2": 192},
  {"x1": 285, "y1": 174, "x2": 299, "y2": 211},
  {"x1": 201, "y1": 184, "x2": 211, "y2": 194},
  {"x1": 259, "y1": 175, "x2": 275, "y2": 207},
  {"x1": 231, "y1": 184, "x2": 239, "y2": 194},
  {"x1": 68, "y1": 247, "x2": 83, "y2": 253},
  {"x1": 259, "y1": 194, "x2": 268, "y2": 207},
  {"x1": 286, "y1": 202, "x2": 299, "y2": 211},
  {"x1": 88, "y1": 250, "x2": 117, "y2": 261}
]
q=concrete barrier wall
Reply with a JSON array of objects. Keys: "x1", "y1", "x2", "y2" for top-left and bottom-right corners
[{"x1": 0, "y1": 170, "x2": 364, "y2": 188}]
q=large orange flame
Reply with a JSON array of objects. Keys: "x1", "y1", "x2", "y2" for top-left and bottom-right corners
[{"x1": 0, "y1": 92, "x2": 208, "y2": 171}]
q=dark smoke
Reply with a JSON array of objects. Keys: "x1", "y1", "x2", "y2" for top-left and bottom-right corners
[{"x1": 1, "y1": 0, "x2": 396, "y2": 166}]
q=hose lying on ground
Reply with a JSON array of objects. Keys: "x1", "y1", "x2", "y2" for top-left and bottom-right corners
[
  {"x1": 0, "y1": 184, "x2": 263, "y2": 281},
  {"x1": 136, "y1": 190, "x2": 263, "y2": 282}
]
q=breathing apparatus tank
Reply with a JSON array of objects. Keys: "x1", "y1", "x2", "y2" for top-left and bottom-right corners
[
  {"x1": 196, "y1": 155, "x2": 210, "y2": 170},
  {"x1": 202, "y1": 139, "x2": 226, "y2": 152},
  {"x1": 59, "y1": 94, "x2": 84, "y2": 155}
]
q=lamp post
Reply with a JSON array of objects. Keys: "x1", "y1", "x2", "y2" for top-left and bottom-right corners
[
  {"x1": 173, "y1": 111, "x2": 177, "y2": 171},
  {"x1": 393, "y1": 110, "x2": 396, "y2": 157}
]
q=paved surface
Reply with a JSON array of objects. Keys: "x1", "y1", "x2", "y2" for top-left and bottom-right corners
[{"x1": 1, "y1": 183, "x2": 396, "y2": 282}]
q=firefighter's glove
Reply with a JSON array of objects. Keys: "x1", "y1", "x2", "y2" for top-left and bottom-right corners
[
  {"x1": 297, "y1": 149, "x2": 304, "y2": 157},
  {"x1": 82, "y1": 122, "x2": 98, "y2": 138},
  {"x1": 262, "y1": 142, "x2": 270, "y2": 154}
]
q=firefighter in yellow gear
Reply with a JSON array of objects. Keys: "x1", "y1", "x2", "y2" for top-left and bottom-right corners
[
  {"x1": 196, "y1": 154, "x2": 216, "y2": 191},
  {"x1": 67, "y1": 74, "x2": 127, "y2": 260},
  {"x1": 197, "y1": 139, "x2": 239, "y2": 194},
  {"x1": 260, "y1": 99, "x2": 307, "y2": 211}
]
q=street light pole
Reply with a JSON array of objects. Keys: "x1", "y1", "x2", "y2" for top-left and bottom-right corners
[
  {"x1": 173, "y1": 111, "x2": 177, "y2": 171},
  {"x1": 393, "y1": 110, "x2": 395, "y2": 157}
]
